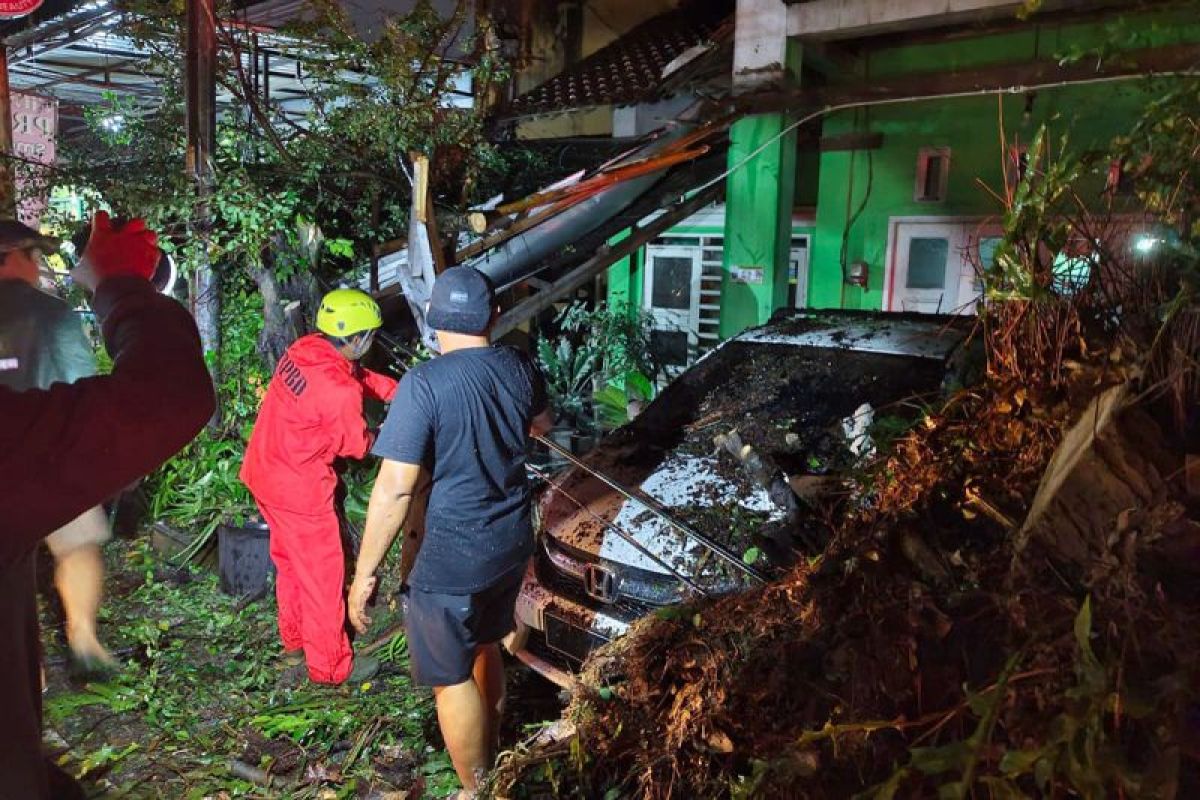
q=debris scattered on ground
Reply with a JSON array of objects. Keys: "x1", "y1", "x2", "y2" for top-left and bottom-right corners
[{"x1": 41, "y1": 540, "x2": 564, "y2": 798}]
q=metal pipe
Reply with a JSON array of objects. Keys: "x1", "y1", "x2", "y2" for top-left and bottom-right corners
[
  {"x1": 526, "y1": 461, "x2": 710, "y2": 597},
  {"x1": 466, "y1": 122, "x2": 695, "y2": 292},
  {"x1": 533, "y1": 434, "x2": 767, "y2": 584}
]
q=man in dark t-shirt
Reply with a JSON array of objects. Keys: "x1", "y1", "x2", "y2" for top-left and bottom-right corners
[{"x1": 348, "y1": 266, "x2": 551, "y2": 798}]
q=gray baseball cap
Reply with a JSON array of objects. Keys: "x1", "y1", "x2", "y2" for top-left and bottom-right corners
[{"x1": 426, "y1": 266, "x2": 496, "y2": 334}]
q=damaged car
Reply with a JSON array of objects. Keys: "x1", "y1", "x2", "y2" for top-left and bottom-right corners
[{"x1": 512, "y1": 310, "x2": 973, "y2": 687}]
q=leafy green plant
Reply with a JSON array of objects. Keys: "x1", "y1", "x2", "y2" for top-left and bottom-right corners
[
  {"x1": 42, "y1": 539, "x2": 453, "y2": 795},
  {"x1": 537, "y1": 334, "x2": 600, "y2": 427},
  {"x1": 376, "y1": 632, "x2": 410, "y2": 665},
  {"x1": 148, "y1": 432, "x2": 256, "y2": 554},
  {"x1": 76, "y1": 743, "x2": 140, "y2": 779},
  {"x1": 144, "y1": 290, "x2": 264, "y2": 551},
  {"x1": 536, "y1": 302, "x2": 662, "y2": 432}
]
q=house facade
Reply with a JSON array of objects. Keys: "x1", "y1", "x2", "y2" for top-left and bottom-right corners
[{"x1": 503, "y1": 0, "x2": 1200, "y2": 372}]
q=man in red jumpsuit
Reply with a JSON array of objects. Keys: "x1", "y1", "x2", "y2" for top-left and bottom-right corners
[
  {"x1": 1, "y1": 212, "x2": 215, "y2": 799},
  {"x1": 240, "y1": 288, "x2": 398, "y2": 685}
]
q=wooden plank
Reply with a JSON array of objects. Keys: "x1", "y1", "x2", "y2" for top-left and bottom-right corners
[{"x1": 492, "y1": 182, "x2": 724, "y2": 339}]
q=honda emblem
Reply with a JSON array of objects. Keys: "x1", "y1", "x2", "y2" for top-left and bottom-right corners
[{"x1": 583, "y1": 564, "x2": 618, "y2": 604}]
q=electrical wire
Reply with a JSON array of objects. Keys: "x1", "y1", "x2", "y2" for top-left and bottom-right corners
[{"x1": 838, "y1": 108, "x2": 874, "y2": 302}]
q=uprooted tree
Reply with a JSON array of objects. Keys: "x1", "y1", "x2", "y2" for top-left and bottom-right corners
[{"x1": 488, "y1": 78, "x2": 1200, "y2": 800}]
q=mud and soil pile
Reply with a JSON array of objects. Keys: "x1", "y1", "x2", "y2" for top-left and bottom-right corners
[{"x1": 492, "y1": 347, "x2": 1200, "y2": 798}]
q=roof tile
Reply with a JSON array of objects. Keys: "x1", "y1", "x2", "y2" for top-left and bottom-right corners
[{"x1": 508, "y1": 0, "x2": 731, "y2": 117}]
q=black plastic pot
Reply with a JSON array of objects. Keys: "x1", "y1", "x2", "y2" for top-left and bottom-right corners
[{"x1": 218, "y1": 519, "x2": 275, "y2": 598}]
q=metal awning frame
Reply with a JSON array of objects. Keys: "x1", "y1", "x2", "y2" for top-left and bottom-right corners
[{"x1": 0, "y1": 0, "x2": 422, "y2": 134}]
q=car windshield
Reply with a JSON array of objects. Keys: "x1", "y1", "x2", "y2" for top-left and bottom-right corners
[{"x1": 541, "y1": 332, "x2": 951, "y2": 583}]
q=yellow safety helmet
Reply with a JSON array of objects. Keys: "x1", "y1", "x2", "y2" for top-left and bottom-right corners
[{"x1": 316, "y1": 288, "x2": 382, "y2": 337}]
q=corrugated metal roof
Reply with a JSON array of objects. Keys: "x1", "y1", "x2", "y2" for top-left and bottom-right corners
[{"x1": 0, "y1": 0, "x2": 475, "y2": 134}]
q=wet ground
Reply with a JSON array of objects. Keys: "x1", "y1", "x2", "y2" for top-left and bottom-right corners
[
  {"x1": 500, "y1": 661, "x2": 567, "y2": 748},
  {"x1": 38, "y1": 539, "x2": 567, "y2": 799}
]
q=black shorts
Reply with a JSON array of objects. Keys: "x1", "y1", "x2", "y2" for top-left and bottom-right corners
[{"x1": 404, "y1": 567, "x2": 524, "y2": 687}]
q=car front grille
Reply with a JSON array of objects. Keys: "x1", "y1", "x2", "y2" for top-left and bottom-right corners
[{"x1": 533, "y1": 549, "x2": 653, "y2": 620}]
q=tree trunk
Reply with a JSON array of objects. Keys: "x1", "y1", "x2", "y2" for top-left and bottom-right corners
[
  {"x1": 252, "y1": 263, "x2": 322, "y2": 373},
  {"x1": 192, "y1": 261, "x2": 221, "y2": 385}
]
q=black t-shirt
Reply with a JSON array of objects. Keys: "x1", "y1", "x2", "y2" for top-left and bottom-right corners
[{"x1": 373, "y1": 345, "x2": 547, "y2": 593}]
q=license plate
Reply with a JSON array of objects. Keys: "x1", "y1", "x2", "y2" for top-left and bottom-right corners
[{"x1": 544, "y1": 611, "x2": 610, "y2": 662}]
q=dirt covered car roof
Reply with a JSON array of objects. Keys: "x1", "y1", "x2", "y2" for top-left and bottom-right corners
[{"x1": 538, "y1": 311, "x2": 970, "y2": 588}]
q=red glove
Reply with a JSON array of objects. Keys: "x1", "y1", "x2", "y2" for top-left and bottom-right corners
[{"x1": 83, "y1": 211, "x2": 159, "y2": 282}]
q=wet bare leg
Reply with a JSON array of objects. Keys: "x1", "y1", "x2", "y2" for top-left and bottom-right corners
[{"x1": 54, "y1": 543, "x2": 114, "y2": 666}]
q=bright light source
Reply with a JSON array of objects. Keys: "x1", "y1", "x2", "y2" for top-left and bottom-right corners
[{"x1": 1134, "y1": 235, "x2": 1161, "y2": 254}]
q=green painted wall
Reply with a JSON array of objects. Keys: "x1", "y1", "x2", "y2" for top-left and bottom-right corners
[
  {"x1": 864, "y1": 7, "x2": 1200, "y2": 79},
  {"x1": 605, "y1": 228, "x2": 641, "y2": 312},
  {"x1": 808, "y1": 8, "x2": 1200, "y2": 311},
  {"x1": 612, "y1": 9, "x2": 1200, "y2": 323}
]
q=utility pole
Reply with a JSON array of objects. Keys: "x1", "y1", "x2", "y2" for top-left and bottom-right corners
[{"x1": 185, "y1": 0, "x2": 220, "y2": 392}]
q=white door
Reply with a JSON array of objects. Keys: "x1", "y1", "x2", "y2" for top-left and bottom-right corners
[
  {"x1": 643, "y1": 246, "x2": 701, "y2": 374},
  {"x1": 886, "y1": 221, "x2": 1000, "y2": 314}
]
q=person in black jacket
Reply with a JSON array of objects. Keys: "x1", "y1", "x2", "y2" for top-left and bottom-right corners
[{"x1": 0, "y1": 212, "x2": 215, "y2": 799}]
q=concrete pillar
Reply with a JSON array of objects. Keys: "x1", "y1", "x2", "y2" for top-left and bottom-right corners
[{"x1": 719, "y1": 0, "x2": 799, "y2": 338}]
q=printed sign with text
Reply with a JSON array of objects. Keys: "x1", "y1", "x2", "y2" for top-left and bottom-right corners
[{"x1": 12, "y1": 92, "x2": 57, "y2": 226}]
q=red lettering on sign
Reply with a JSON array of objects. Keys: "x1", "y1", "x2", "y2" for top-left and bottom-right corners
[{"x1": 0, "y1": 0, "x2": 44, "y2": 19}]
